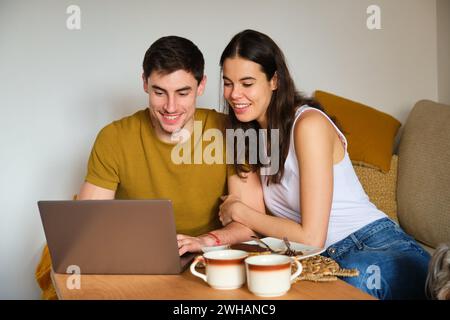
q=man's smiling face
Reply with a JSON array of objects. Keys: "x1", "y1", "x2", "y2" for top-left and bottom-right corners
[{"x1": 143, "y1": 69, "x2": 206, "y2": 142}]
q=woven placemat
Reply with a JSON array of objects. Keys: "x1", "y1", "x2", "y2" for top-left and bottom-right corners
[{"x1": 293, "y1": 255, "x2": 359, "y2": 282}]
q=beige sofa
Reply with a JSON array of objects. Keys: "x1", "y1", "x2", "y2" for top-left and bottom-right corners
[{"x1": 353, "y1": 100, "x2": 450, "y2": 254}]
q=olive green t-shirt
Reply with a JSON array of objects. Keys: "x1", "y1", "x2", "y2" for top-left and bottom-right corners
[{"x1": 85, "y1": 108, "x2": 230, "y2": 236}]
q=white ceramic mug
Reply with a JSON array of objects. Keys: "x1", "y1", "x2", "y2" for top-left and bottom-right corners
[
  {"x1": 190, "y1": 249, "x2": 248, "y2": 290},
  {"x1": 245, "y1": 254, "x2": 302, "y2": 297}
]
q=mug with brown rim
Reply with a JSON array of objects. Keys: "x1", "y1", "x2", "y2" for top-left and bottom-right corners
[
  {"x1": 245, "y1": 254, "x2": 302, "y2": 297},
  {"x1": 190, "y1": 249, "x2": 248, "y2": 290}
]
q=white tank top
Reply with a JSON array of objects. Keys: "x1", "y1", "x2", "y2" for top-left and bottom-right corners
[{"x1": 261, "y1": 106, "x2": 386, "y2": 248}]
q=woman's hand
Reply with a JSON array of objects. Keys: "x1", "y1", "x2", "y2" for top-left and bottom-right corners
[{"x1": 219, "y1": 195, "x2": 243, "y2": 226}]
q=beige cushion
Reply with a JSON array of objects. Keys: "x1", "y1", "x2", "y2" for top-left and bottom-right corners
[
  {"x1": 397, "y1": 100, "x2": 450, "y2": 249},
  {"x1": 353, "y1": 155, "x2": 398, "y2": 221}
]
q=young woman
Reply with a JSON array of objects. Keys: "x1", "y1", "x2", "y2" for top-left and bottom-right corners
[{"x1": 218, "y1": 29, "x2": 430, "y2": 300}]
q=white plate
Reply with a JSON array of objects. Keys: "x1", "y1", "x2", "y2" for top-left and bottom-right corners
[
  {"x1": 201, "y1": 244, "x2": 230, "y2": 253},
  {"x1": 243, "y1": 237, "x2": 325, "y2": 260}
]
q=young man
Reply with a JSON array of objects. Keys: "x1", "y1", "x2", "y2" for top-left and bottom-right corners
[
  {"x1": 36, "y1": 36, "x2": 264, "y2": 299},
  {"x1": 77, "y1": 36, "x2": 264, "y2": 254}
]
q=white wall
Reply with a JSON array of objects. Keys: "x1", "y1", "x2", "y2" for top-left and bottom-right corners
[
  {"x1": 437, "y1": 0, "x2": 450, "y2": 104},
  {"x1": 0, "y1": 0, "x2": 441, "y2": 299}
]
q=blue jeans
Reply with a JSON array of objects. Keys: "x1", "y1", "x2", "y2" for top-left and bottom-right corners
[{"x1": 322, "y1": 217, "x2": 430, "y2": 300}]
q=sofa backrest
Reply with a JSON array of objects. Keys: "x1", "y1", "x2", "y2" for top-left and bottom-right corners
[{"x1": 397, "y1": 100, "x2": 450, "y2": 248}]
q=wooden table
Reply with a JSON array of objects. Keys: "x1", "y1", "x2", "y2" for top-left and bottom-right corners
[{"x1": 52, "y1": 270, "x2": 375, "y2": 300}]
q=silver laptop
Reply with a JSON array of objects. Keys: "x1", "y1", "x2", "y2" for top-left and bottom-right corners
[{"x1": 38, "y1": 200, "x2": 196, "y2": 274}]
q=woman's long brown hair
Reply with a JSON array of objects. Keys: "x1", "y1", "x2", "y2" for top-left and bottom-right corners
[{"x1": 220, "y1": 29, "x2": 325, "y2": 185}]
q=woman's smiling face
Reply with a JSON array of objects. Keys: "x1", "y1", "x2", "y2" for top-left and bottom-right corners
[{"x1": 222, "y1": 57, "x2": 277, "y2": 128}]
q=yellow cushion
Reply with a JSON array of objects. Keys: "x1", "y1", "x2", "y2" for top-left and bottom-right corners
[
  {"x1": 35, "y1": 245, "x2": 57, "y2": 300},
  {"x1": 314, "y1": 90, "x2": 401, "y2": 172},
  {"x1": 353, "y1": 155, "x2": 398, "y2": 221}
]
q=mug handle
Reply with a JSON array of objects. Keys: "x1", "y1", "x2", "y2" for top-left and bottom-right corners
[
  {"x1": 290, "y1": 257, "x2": 303, "y2": 283},
  {"x1": 190, "y1": 256, "x2": 207, "y2": 282}
]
